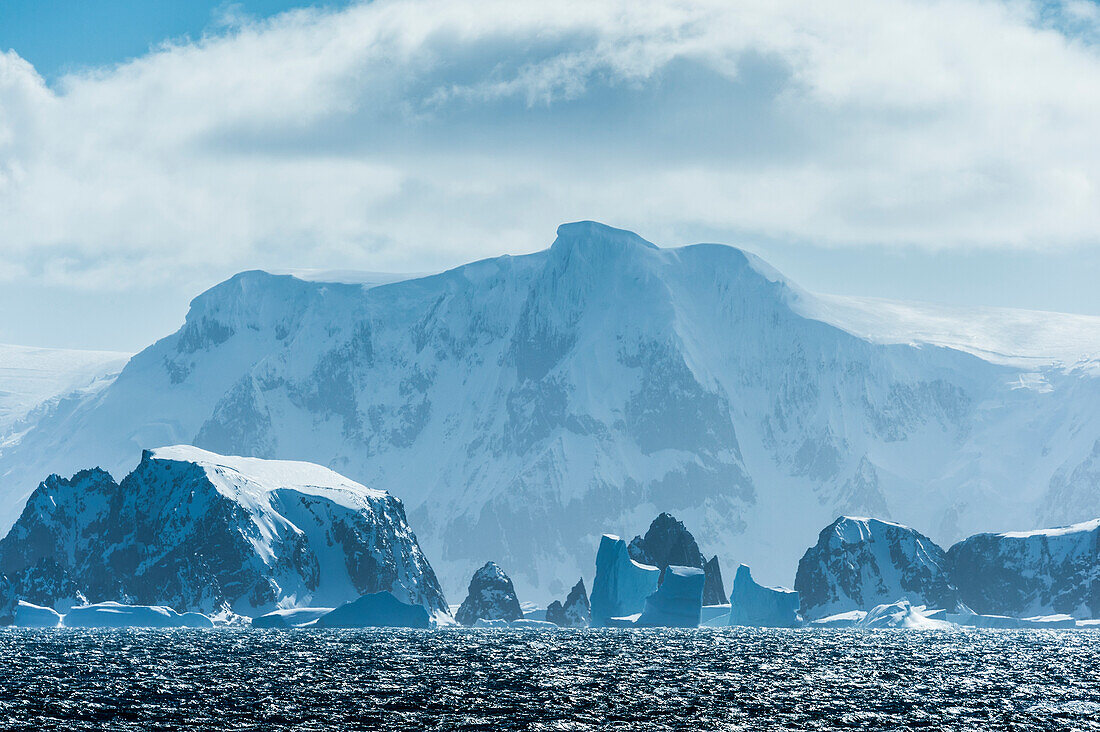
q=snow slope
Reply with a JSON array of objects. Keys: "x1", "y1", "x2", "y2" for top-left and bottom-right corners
[
  {"x1": 4, "y1": 221, "x2": 1100, "y2": 602},
  {"x1": 0, "y1": 344, "x2": 129, "y2": 435}
]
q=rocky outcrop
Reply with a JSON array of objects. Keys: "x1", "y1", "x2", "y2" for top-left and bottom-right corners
[
  {"x1": 0, "y1": 446, "x2": 448, "y2": 618},
  {"x1": 455, "y1": 562, "x2": 522, "y2": 626},
  {"x1": 628, "y1": 513, "x2": 726, "y2": 605},
  {"x1": 590, "y1": 535, "x2": 660, "y2": 627},
  {"x1": 728, "y1": 564, "x2": 801, "y2": 627},
  {"x1": 794, "y1": 516, "x2": 959, "y2": 620},
  {"x1": 946, "y1": 518, "x2": 1100, "y2": 618},
  {"x1": 636, "y1": 566, "x2": 705, "y2": 628},
  {"x1": 0, "y1": 574, "x2": 14, "y2": 626},
  {"x1": 546, "y1": 579, "x2": 590, "y2": 627},
  {"x1": 702, "y1": 556, "x2": 726, "y2": 607}
]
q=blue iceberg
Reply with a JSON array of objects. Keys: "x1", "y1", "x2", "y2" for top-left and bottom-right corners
[
  {"x1": 636, "y1": 565, "x2": 705, "y2": 628},
  {"x1": 728, "y1": 564, "x2": 802, "y2": 627},
  {"x1": 590, "y1": 534, "x2": 660, "y2": 627},
  {"x1": 315, "y1": 592, "x2": 430, "y2": 628},
  {"x1": 14, "y1": 601, "x2": 62, "y2": 628}
]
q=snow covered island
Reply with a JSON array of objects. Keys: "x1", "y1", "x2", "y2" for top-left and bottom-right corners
[{"x1": 0, "y1": 446, "x2": 449, "y2": 624}]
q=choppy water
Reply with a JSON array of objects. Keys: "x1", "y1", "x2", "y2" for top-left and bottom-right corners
[{"x1": 1, "y1": 628, "x2": 1099, "y2": 730}]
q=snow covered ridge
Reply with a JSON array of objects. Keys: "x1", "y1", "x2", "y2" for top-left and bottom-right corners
[
  {"x1": 947, "y1": 518, "x2": 1100, "y2": 619},
  {"x1": 795, "y1": 515, "x2": 1100, "y2": 622},
  {"x1": 0, "y1": 447, "x2": 448, "y2": 619},
  {"x1": 11, "y1": 221, "x2": 1100, "y2": 601},
  {"x1": 795, "y1": 517, "x2": 958, "y2": 620}
]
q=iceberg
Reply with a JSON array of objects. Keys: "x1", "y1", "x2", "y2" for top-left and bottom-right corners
[
  {"x1": 473, "y1": 618, "x2": 508, "y2": 628},
  {"x1": 856, "y1": 599, "x2": 951, "y2": 630},
  {"x1": 590, "y1": 535, "x2": 660, "y2": 627},
  {"x1": 251, "y1": 607, "x2": 333, "y2": 628},
  {"x1": 14, "y1": 601, "x2": 62, "y2": 628},
  {"x1": 636, "y1": 566, "x2": 704, "y2": 628},
  {"x1": 627, "y1": 514, "x2": 726, "y2": 605},
  {"x1": 700, "y1": 604, "x2": 731, "y2": 624},
  {"x1": 315, "y1": 592, "x2": 430, "y2": 629},
  {"x1": 1021, "y1": 614, "x2": 1077, "y2": 629},
  {"x1": 509, "y1": 619, "x2": 557, "y2": 630},
  {"x1": 810, "y1": 610, "x2": 867, "y2": 628},
  {"x1": 728, "y1": 564, "x2": 802, "y2": 628},
  {"x1": 64, "y1": 602, "x2": 214, "y2": 628}
]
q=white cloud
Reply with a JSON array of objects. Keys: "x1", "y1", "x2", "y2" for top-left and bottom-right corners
[{"x1": 2, "y1": 0, "x2": 1100, "y2": 292}]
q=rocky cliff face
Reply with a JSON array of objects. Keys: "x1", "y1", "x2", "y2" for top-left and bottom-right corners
[
  {"x1": 947, "y1": 519, "x2": 1100, "y2": 618},
  {"x1": 794, "y1": 517, "x2": 958, "y2": 619},
  {"x1": 8, "y1": 222, "x2": 1100, "y2": 602},
  {"x1": 546, "y1": 579, "x2": 590, "y2": 627},
  {"x1": 0, "y1": 446, "x2": 448, "y2": 617},
  {"x1": 455, "y1": 562, "x2": 522, "y2": 626}
]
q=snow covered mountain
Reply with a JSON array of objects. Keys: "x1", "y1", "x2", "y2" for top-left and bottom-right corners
[
  {"x1": 0, "y1": 344, "x2": 129, "y2": 437},
  {"x1": 0, "y1": 446, "x2": 447, "y2": 618},
  {"x1": 4, "y1": 221, "x2": 1100, "y2": 602},
  {"x1": 947, "y1": 519, "x2": 1100, "y2": 618},
  {"x1": 794, "y1": 516, "x2": 958, "y2": 620}
]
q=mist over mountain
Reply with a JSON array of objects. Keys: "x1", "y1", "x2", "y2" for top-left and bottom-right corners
[{"x1": 4, "y1": 221, "x2": 1100, "y2": 602}]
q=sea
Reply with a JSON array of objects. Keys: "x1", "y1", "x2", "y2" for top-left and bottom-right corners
[{"x1": 1, "y1": 627, "x2": 1098, "y2": 730}]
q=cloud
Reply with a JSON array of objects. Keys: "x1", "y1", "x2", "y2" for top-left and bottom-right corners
[{"x1": 2, "y1": 0, "x2": 1100, "y2": 292}]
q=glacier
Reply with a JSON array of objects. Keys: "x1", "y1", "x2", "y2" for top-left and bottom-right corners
[
  {"x1": 0, "y1": 344, "x2": 129, "y2": 437},
  {"x1": 7, "y1": 221, "x2": 1100, "y2": 601}
]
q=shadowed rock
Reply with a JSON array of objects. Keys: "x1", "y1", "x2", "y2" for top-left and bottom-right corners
[
  {"x1": 455, "y1": 562, "x2": 522, "y2": 626},
  {"x1": 546, "y1": 579, "x2": 590, "y2": 627}
]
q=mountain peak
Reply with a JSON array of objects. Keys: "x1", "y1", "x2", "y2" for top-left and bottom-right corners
[{"x1": 552, "y1": 221, "x2": 659, "y2": 253}]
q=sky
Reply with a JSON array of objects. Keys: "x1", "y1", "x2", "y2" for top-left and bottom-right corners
[{"x1": 2, "y1": 0, "x2": 1100, "y2": 351}]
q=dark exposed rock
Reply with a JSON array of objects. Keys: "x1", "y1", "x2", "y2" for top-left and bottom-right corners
[
  {"x1": 628, "y1": 513, "x2": 705, "y2": 572},
  {"x1": 0, "y1": 574, "x2": 14, "y2": 626},
  {"x1": 794, "y1": 516, "x2": 958, "y2": 620},
  {"x1": 455, "y1": 562, "x2": 523, "y2": 626},
  {"x1": 627, "y1": 513, "x2": 725, "y2": 604},
  {"x1": 702, "y1": 555, "x2": 726, "y2": 606},
  {"x1": 546, "y1": 579, "x2": 590, "y2": 627}
]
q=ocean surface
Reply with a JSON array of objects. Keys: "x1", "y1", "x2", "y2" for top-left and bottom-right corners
[{"x1": 1, "y1": 627, "x2": 1098, "y2": 730}]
